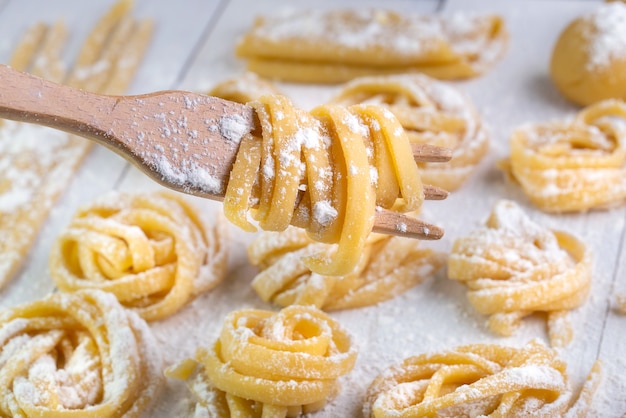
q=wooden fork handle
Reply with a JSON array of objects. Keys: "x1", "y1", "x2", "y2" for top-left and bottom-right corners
[
  {"x1": 0, "y1": 64, "x2": 117, "y2": 140},
  {"x1": 0, "y1": 64, "x2": 256, "y2": 196}
]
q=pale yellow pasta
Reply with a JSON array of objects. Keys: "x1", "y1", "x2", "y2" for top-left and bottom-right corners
[
  {"x1": 448, "y1": 200, "x2": 592, "y2": 347},
  {"x1": 166, "y1": 305, "x2": 357, "y2": 417},
  {"x1": 208, "y1": 72, "x2": 283, "y2": 103},
  {"x1": 364, "y1": 340, "x2": 601, "y2": 418},
  {"x1": 248, "y1": 226, "x2": 445, "y2": 310},
  {"x1": 0, "y1": 289, "x2": 162, "y2": 417},
  {"x1": 500, "y1": 99, "x2": 626, "y2": 212},
  {"x1": 0, "y1": 0, "x2": 153, "y2": 289},
  {"x1": 331, "y1": 74, "x2": 489, "y2": 191},
  {"x1": 223, "y1": 94, "x2": 424, "y2": 276},
  {"x1": 236, "y1": 9, "x2": 508, "y2": 83},
  {"x1": 49, "y1": 192, "x2": 228, "y2": 322}
]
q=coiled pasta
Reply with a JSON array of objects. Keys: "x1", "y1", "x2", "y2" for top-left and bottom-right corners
[
  {"x1": 500, "y1": 99, "x2": 626, "y2": 212},
  {"x1": 49, "y1": 191, "x2": 228, "y2": 321},
  {"x1": 224, "y1": 94, "x2": 424, "y2": 276},
  {"x1": 364, "y1": 340, "x2": 601, "y2": 417},
  {"x1": 166, "y1": 305, "x2": 357, "y2": 417},
  {"x1": 236, "y1": 9, "x2": 508, "y2": 83},
  {"x1": 0, "y1": 289, "x2": 162, "y2": 417},
  {"x1": 248, "y1": 226, "x2": 445, "y2": 310},
  {"x1": 331, "y1": 74, "x2": 489, "y2": 191},
  {"x1": 448, "y1": 200, "x2": 592, "y2": 347}
]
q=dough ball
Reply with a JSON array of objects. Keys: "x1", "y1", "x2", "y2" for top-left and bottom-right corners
[{"x1": 550, "y1": 2, "x2": 626, "y2": 106}]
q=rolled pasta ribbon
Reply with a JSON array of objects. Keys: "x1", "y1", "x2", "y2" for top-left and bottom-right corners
[
  {"x1": 236, "y1": 9, "x2": 508, "y2": 83},
  {"x1": 248, "y1": 226, "x2": 445, "y2": 310},
  {"x1": 500, "y1": 99, "x2": 626, "y2": 212},
  {"x1": 331, "y1": 74, "x2": 489, "y2": 191},
  {"x1": 224, "y1": 94, "x2": 424, "y2": 276},
  {"x1": 166, "y1": 305, "x2": 357, "y2": 417},
  {"x1": 448, "y1": 200, "x2": 592, "y2": 347},
  {"x1": 49, "y1": 191, "x2": 228, "y2": 321},
  {"x1": 363, "y1": 340, "x2": 601, "y2": 417},
  {"x1": 0, "y1": 289, "x2": 162, "y2": 417},
  {"x1": 208, "y1": 72, "x2": 283, "y2": 104}
]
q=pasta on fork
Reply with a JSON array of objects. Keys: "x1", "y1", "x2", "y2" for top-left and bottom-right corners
[{"x1": 224, "y1": 94, "x2": 439, "y2": 276}]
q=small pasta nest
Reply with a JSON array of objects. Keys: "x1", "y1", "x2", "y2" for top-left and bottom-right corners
[{"x1": 49, "y1": 191, "x2": 228, "y2": 321}]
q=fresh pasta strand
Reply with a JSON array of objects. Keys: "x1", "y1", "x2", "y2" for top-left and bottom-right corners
[
  {"x1": 248, "y1": 226, "x2": 445, "y2": 310},
  {"x1": 236, "y1": 9, "x2": 508, "y2": 83},
  {"x1": 331, "y1": 74, "x2": 489, "y2": 191},
  {"x1": 0, "y1": 289, "x2": 162, "y2": 417},
  {"x1": 165, "y1": 305, "x2": 357, "y2": 417},
  {"x1": 500, "y1": 99, "x2": 626, "y2": 212},
  {"x1": 364, "y1": 340, "x2": 601, "y2": 418},
  {"x1": 0, "y1": 0, "x2": 153, "y2": 289},
  {"x1": 223, "y1": 94, "x2": 424, "y2": 276},
  {"x1": 49, "y1": 191, "x2": 228, "y2": 322},
  {"x1": 448, "y1": 200, "x2": 592, "y2": 347}
]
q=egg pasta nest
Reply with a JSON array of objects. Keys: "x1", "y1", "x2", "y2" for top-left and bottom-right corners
[
  {"x1": 49, "y1": 192, "x2": 228, "y2": 321},
  {"x1": 331, "y1": 74, "x2": 489, "y2": 191},
  {"x1": 448, "y1": 200, "x2": 592, "y2": 347},
  {"x1": 0, "y1": 289, "x2": 162, "y2": 417},
  {"x1": 364, "y1": 340, "x2": 600, "y2": 417},
  {"x1": 248, "y1": 226, "x2": 445, "y2": 310},
  {"x1": 236, "y1": 9, "x2": 508, "y2": 83},
  {"x1": 501, "y1": 99, "x2": 626, "y2": 212},
  {"x1": 166, "y1": 305, "x2": 357, "y2": 417}
]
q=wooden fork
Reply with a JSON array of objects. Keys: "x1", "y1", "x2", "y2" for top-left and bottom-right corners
[{"x1": 0, "y1": 64, "x2": 451, "y2": 240}]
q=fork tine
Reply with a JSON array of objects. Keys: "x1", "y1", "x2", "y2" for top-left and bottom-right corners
[
  {"x1": 373, "y1": 209, "x2": 444, "y2": 240},
  {"x1": 412, "y1": 143, "x2": 452, "y2": 163},
  {"x1": 424, "y1": 184, "x2": 448, "y2": 200}
]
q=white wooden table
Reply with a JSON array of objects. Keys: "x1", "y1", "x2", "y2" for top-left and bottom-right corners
[{"x1": 1, "y1": 0, "x2": 623, "y2": 416}]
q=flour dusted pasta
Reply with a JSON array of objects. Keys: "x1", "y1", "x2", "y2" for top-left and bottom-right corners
[
  {"x1": 224, "y1": 94, "x2": 424, "y2": 276},
  {"x1": 49, "y1": 192, "x2": 228, "y2": 322},
  {"x1": 448, "y1": 200, "x2": 592, "y2": 347},
  {"x1": 500, "y1": 99, "x2": 626, "y2": 212},
  {"x1": 236, "y1": 9, "x2": 508, "y2": 83},
  {"x1": 0, "y1": 0, "x2": 153, "y2": 290},
  {"x1": 331, "y1": 74, "x2": 488, "y2": 191},
  {"x1": 166, "y1": 305, "x2": 357, "y2": 417},
  {"x1": 0, "y1": 289, "x2": 162, "y2": 417},
  {"x1": 248, "y1": 226, "x2": 445, "y2": 310},
  {"x1": 364, "y1": 340, "x2": 601, "y2": 417}
]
